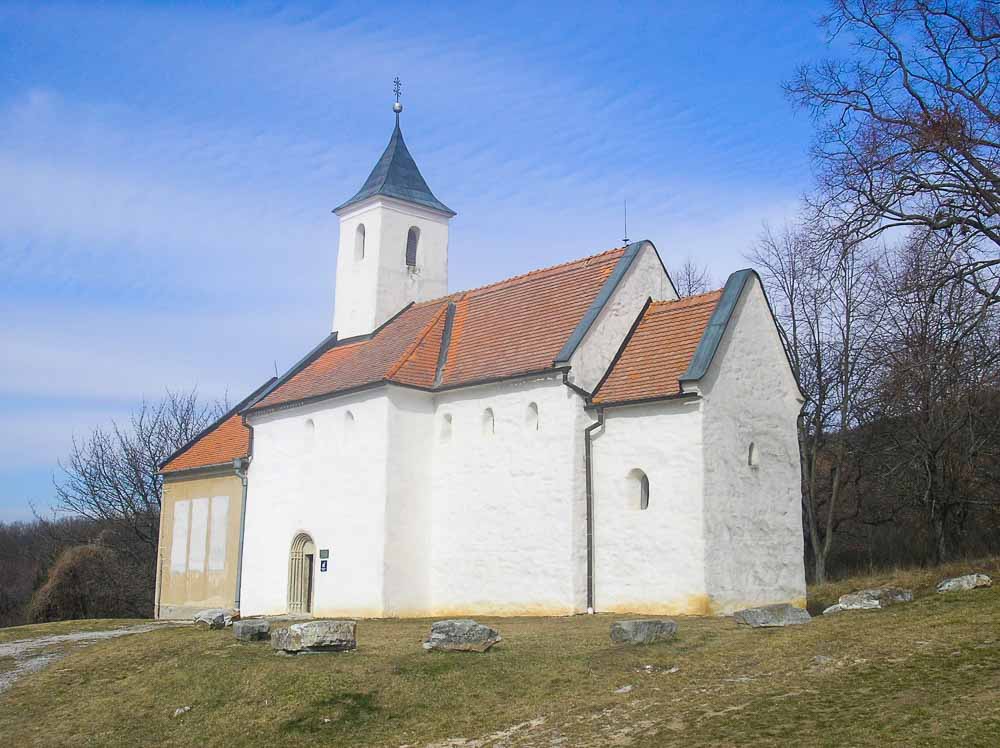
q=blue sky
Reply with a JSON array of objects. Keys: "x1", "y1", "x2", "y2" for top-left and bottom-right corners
[{"x1": 0, "y1": 0, "x2": 828, "y2": 520}]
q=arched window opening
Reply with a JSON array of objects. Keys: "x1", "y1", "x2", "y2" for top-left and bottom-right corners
[
  {"x1": 440, "y1": 413, "x2": 453, "y2": 443},
  {"x1": 344, "y1": 410, "x2": 356, "y2": 441},
  {"x1": 748, "y1": 442, "x2": 759, "y2": 468},
  {"x1": 482, "y1": 407, "x2": 495, "y2": 436},
  {"x1": 405, "y1": 226, "x2": 420, "y2": 268},
  {"x1": 628, "y1": 469, "x2": 650, "y2": 511},
  {"x1": 526, "y1": 402, "x2": 539, "y2": 431},
  {"x1": 354, "y1": 224, "x2": 366, "y2": 260},
  {"x1": 304, "y1": 418, "x2": 315, "y2": 444}
]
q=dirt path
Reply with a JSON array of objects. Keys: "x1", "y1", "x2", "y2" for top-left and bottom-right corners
[{"x1": 0, "y1": 622, "x2": 185, "y2": 695}]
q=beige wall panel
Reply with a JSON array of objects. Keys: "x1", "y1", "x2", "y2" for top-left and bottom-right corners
[{"x1": 155, "y1": 472, "x2": 243, "y2": 619}]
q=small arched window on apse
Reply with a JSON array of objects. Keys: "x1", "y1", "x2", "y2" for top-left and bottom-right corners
[
  {"x1": 354, "y1": 223, "x2": 366, "y2": 260},
  {"x1": 344, "y1": 410, "x2": 356, "y2": 441},
  {"x1": 482, "y1": 407, "x2": 495, "y2": 436},
  {"x1": 440, "y1": 413, "x2": 453, "y2": 443},
  {"x1": 304, "y1": 418, "x2": 316, "y2": 444},
  {"x1": 748, "y1": 442, "x2": 759, "y2": 468},
  {"x1": 405, "y1": 226, "x2": 420, "y2": 268},
  {"x1": 526, "y1": 402, "x2": 539, "y2": 431},
  {"x1": 628, "y1": 469, "x2": 650, "y2": 511}
]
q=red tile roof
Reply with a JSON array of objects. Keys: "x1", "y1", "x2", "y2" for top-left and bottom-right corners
[
  {"x1": 591, "y1": 289, "x2": 723, "y2": 405},
  {"x1": 248, "y1": 247, "x2": 627, "y2": 412},
  {"x1": 160, "y1": 410, "x2": 250, "y2": 474},
  {"x1": 164, "y1": 247, "x2": 716, "y2": 472},
  {"x1": 160, "y1": 378, "x2": 276, "y2": 475}
]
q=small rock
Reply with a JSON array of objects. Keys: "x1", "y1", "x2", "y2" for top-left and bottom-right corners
[
  {"x1": 271, "y1": 620, "x2": 356, "y2": 653},
  {"x1": 733, "y1": 603, "x2": 811, "y2": 628},
  {"x1": 822, "y1": 587, "x2": 912, "y2": 614},
  {"x1": 666, "y1": 666, "x2": 680, "y2": 674},
  {"x1": 193, "y1": 608, "x2": 240, "y2": 629},
  {"x1": 422, "y1": 619, "x2": 501, "y2": 652},
  {"x1": 610, "y1": 619, "x2": 678, "y2": 645},
  {"x1": 614, "y1": 685, "x2": 634, "y2": 694},
  {"x1": 172, "y1": 706, "x2": 191, "y2": 718},
  {"x1": 233, "y1": 619, "x2": 271, "y2": 642},
  {"x1": 812, "y1": 655, "x2": 833, "y2": 666},
  {"x1": 936, "y1": 574, "x2": 992, "y2": 593}
]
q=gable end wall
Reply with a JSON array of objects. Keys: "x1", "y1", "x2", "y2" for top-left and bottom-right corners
[
  {"x1": 699, "y1": 276, "x2": 806, "y2": 613},
  {"x1": 568, "y1": 244, "x2": 675, "y2": 393}
]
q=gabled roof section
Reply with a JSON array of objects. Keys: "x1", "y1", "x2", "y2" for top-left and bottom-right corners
[
  {"x1": 160, "y1": 378, "x2": 277, "y2": 475},
  {"x1": 438, "y1": 247, "x2": 626, "y2": 386},
  {"x1": 334, "y1": 117, "x2": 455, "y2": 217},
  {"x1": 247, "y1": 246, "x2": 630, "y2": 414},
  {"x1": 250, "y1": 300, "x2": 450, "y2": 412},
  {"x1": 591, "y1": 289, "x2": 723, "y2": 406}
]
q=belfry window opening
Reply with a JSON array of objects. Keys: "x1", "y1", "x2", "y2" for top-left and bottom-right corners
[
  {"x1": 405, "y1": 226, "x2": 420, "y2": 268},
  {"x1": 355, "y1": 223, "x2": 366, "y2": 260}
]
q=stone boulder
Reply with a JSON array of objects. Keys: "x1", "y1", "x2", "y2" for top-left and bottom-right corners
[
  {"x1": 822, "y1": 587, "x2": 913, "y2": 615},
  {"x1": 271, "y1": 620, "x2": 356, "y2": 653},
  {"x1": 936, "y1": 573, "x2": 992, "y2": 593},
  {"x1": 233, "y1": 619, "x2": 271, "y2": 642},
  {"x1": 422, "y1": 620, "x2": 501, "y2": 652},
  {"x1": 610, "y1": 619, "x2": 678, "y2": 645},
  {"x1": 733, "y1": 603, "x2": 811, "y2": 628},
  {"x1": 193, "y1": 608, "x2": 240, "y2": 629}
]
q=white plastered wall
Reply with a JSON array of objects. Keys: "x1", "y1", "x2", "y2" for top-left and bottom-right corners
[
  {"x1": 698, "y1": 275, "x2": 807, "y2": 612},
  {"x1": 240, "y1": 390, "x2": 391, "y2": 617},
  {"x1": 567, "y1": 242, "x2": 676, "y2": 393},
  {"x1": 428, "y1": 375, "x2": 587, "y2": 616},
  {"x1": 382, "y1": 386, "x2": 435, "y2": 615},
  {"x1": 333, "y1": 196, "x2": 450, "y2": 338},
  {"x1": 591, "y1": 397, "x2": 709, "y2": 614}
]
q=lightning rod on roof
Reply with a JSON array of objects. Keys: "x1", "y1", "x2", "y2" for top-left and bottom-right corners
[{"x1": 623, "y1": 198, "x2": 629, "y2": 247}]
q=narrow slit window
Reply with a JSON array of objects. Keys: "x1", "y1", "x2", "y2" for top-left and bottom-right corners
[
  {"x1": 628, "y1": 469, "x2": 650, "y2": 511},
  {"x1": 355, "y1": 224, "x2": 366, "y2": 260},
  {"x1": 526, "y1": 402, "x2": 539, "y2": 431},
  {"x1": 405, "y1": 226, "x2": 420, "y2": 267}
]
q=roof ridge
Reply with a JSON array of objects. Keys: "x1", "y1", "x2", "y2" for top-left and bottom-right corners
[
  {"x1": 650, "y1": 288, "x2": 724, "y2": 308},
  {"x1": 384, "y1": 301, "x2": 450, "y2": 380},
  {"x1": 416, "y1": 245, "x2": 628, "y2": 307}
]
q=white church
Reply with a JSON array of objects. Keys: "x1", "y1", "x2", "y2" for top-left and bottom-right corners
[{"x1": 154, "y1": 100, "x2": 807, "y2": 620}]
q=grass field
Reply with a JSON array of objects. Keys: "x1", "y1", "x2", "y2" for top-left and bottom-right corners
[{"x1": 0, "y1": 560, "x2": 998, "y2": 747}]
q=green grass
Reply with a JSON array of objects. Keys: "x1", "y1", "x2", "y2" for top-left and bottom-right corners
[{"x1": 0, "y1": 564, "x2": 998, "y2": 746}]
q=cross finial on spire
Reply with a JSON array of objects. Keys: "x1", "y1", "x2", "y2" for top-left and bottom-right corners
[{"x1": 393, "y1": 77, "x2": 403, "y2": 116}]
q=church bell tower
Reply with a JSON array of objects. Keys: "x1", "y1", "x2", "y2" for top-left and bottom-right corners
[{"x1": 331, "y1": 84, "x2": 455, "y2": 338}]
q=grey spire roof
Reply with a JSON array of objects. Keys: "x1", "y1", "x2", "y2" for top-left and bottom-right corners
[{"x1": 334, "y1": 115, "x2": 455, "y2": 216}]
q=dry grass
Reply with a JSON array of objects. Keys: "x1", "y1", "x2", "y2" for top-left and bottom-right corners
[
  {"x1": 0, "y1": 563, "x2": 997, "y2": 746},
  {"x1": 807, "y1": 556, "x2": 1000, "y2": 613}
]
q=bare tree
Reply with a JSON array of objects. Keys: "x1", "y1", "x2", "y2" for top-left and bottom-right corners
[
  {"x1": 674, "y1": 257, "x2": 714, "y2": 296},
  {"x1": 750, "y1": 221, "x2": 885, "y2": 581},
  {"x1": 787, "y1": 0, "x2": 1000, "y2": 305},
  {"x1": 52, "y1": 390, "x2": 225, "y2": 566},
  {"x1": 868, "y1": 230, "x2": 1000, "y2": 563}
]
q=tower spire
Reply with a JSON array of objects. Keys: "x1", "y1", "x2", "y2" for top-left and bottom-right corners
[{"x1": 333, "y1": 79, "x2": 454, "y2": 217}]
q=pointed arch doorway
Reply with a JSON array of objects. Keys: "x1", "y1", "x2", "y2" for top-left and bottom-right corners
[{"x1": 287, "y1": 533, "x2": 316, "y2": 615}]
